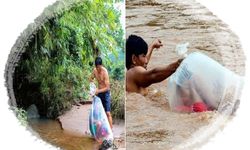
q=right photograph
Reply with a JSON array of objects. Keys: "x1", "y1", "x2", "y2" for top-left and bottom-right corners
[{"x1": 125, "y1": 0, "x2": 245, "y2": 150}]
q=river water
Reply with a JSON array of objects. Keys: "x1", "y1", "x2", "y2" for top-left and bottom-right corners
[
  {"x1": 28, "y1": 109, "x2": 125, "y2": 150},
  {"x1": 29, "y1": 119, "x2": 99, "y2": 150},
  {"x1": 126, "y1": 0, "x2": 245, "y2": 150}
]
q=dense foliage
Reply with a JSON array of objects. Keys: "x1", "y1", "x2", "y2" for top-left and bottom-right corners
[{"x1": 14, "y1": 0, "x2": 124, "y2": 119}]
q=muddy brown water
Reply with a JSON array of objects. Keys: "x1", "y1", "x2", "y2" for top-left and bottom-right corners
[
  {"x1": 28, "y1": 104, "x2": 125, "y2": 150},
  {"x1": 29, "y1": 119, "x2": 125, "y2": 150},
  {"x1": 29, "y1": 119, "x2": 99, "y2": 150},
  {"x1": 126, "y1": 0, "x2": 245, "y2": 150}
]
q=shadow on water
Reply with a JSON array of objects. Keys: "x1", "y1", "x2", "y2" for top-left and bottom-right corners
[{"x1": 28, "y1": 118, "x2": 99, "y2": 150}]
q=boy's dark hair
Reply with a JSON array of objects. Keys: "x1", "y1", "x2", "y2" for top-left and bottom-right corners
[
  {"x1": 126, "y1": 35, "x2": 148, "y2": 69},
  {"x1": 95, "y1": 56, "x2": 102, "y2": 66}
]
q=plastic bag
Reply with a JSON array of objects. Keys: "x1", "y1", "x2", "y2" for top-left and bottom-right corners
[
  {"x1": 175, "y1": 42, "x2": 189, "y2": 58},
  {"x1": 167, "y1": 52, "x2": 244, "y2": 114},
  {"x1": 89, "y1": 96, "x2": 113, "y2": 148},
  {"x1": 89, "y1": 82, "x2": 96, "y2": 97}
]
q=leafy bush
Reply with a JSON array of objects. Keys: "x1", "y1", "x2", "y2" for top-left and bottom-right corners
[
  {"x1": 110, "y1": 79, "x2": 125, "y2": 119},
  {"x1": 13, "y1": 0, "x2": 124, "y2": 119}
]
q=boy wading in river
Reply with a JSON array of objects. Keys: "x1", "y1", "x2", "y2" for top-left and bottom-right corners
[
  {"x1": 90, "y1": 57, "x2": 113, "y2": 129},
  {"x1": 126, "y1": 34, "x2": 183, "y2": 95}
]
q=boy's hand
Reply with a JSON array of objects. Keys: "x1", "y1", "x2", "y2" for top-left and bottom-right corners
[
  {"x1": 89, "y1": 73, "x2": 95, "y2": 81},
  {"x1": 169, "y1": 58, "x2": 184, "y2": 72},
  {"x1": 152, "y1": 39, "x2": 163, "y2": 49},
  {"x1": 177, "y1": 58, "x2": 184, "y2": 66},
  {"x1": 95, "y1": 89, "x2": 99, "y2": 95}
]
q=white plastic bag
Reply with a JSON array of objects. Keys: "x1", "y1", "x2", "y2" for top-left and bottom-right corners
[
  {"x1": 175, "y1": 42, "x2": 189, "y2": 58},
  {"x1": 167, "y1": 52, "x2": 244, "y2": 114},
  {"x1": 89, "y1": 96, "x2": 113, "y2": 148}
]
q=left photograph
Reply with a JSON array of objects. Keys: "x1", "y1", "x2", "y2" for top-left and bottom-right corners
[{"x1": 5, "y1": 0, "x2": 125, "y2": 150}]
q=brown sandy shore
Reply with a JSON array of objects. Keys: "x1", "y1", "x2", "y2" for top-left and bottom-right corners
[
  {"x1": 126, "y1": 0, "x2": 245, "y2": 150},
  {"x1": 58, "y1": 104, "x2": 125, "y2": 150}
]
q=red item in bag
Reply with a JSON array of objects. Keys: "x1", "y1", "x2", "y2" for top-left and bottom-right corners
[{"x1": 192, "y1": 102, "x2": 208, "y2": 112}]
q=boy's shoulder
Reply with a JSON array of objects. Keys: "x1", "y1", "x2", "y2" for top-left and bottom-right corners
[
  {"x1": 127, "y1": 66, "x2": 146, "y2": 77},
  {"x1": 101, "y1": 66, "x2": 108, "y2": 73},
  {"x1": 130, "y1": 66, "x2": 146, "y2": 72}
]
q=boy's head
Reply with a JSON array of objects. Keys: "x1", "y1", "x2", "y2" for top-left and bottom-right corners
[
  {"x1": 126, "y1": 35, "x2": 148, "y2": 69},
  {"x1": 95, "y1": 56, "x2": 102, "y2": 72}
]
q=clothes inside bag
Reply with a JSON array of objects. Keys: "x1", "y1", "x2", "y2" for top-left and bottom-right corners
[
  {"x1": 89, "y1": 96, "x2": 113, "y2": 148},
  {"x1": 167, "y1": 52, "x2": 244, "y2": 114}
]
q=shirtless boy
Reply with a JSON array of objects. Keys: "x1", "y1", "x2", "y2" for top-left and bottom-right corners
[
  {"x1": 126, "y1": 34, "x2": 183, "y2": 95},
  {"x1": 91, "y1": 57, "x2": 113, "y2": 128}
]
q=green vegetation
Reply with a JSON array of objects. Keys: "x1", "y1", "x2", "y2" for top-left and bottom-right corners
[
  {"x1": 12, "y1": 107, "x2": 28, "y2": 126},
  {"x1": 14, "y1": 0, "x2": 124, "y2": 119},
  {"x1": 110, "y1": 79, "x2": 125, "y2": 119}
]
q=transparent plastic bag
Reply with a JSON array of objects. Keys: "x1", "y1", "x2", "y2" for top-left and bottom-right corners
[
  {"x1": 167, "y1": 52, "x2": 244, "y2": 114},
  {"x1": 89, "y1": 96, "x2": 113, "y2": 146},
  {"x1": 89, "y1": 82, "x2": 96, "y2": 97},
  {"x1": 175, "y1": 42, "x2": 189, "y2": 58}
]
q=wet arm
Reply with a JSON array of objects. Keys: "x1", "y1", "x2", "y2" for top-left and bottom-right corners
[
  {"x1": 135, "y1": 60, "x2": 182, "y2": 88},
  {"x1": 146, "y1": 44, "x2": 154, "y2": 63},
  {"x1": 146, "y1": 39, "x2": 163, "y2": 63}
]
